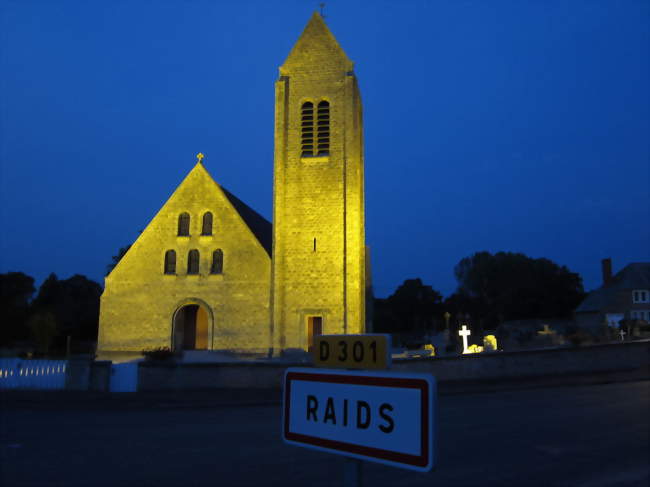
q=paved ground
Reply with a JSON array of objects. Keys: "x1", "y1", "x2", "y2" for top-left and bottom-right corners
[{"x1": 1, "y1": 379, "x2": 649, "y2": 487}]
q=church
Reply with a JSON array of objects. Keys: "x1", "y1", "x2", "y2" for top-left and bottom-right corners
[{"x1": 98, "y1": 12, "x2": 368, "y2": 357}]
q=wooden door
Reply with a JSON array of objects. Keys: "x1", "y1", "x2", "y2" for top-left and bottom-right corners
[{"x1": 307, "y1": 316, "x2": 323, "y2": 352}]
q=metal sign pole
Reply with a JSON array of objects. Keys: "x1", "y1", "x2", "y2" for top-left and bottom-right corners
[{"x1": 343, "y1": 457, "x2": 363, "y2": 487}]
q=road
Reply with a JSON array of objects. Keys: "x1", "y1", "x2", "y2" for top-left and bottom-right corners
[{"x1": 1, "y1": 381, "x2": 649, "y2": 486}]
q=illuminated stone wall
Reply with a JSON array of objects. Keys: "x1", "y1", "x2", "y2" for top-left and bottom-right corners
[
  {"x1": 272, "y1": 12, "x2": 366, "y2": 351},
  {"x1": 98, "y1": 163, "x2": 272, "y2": 353}
]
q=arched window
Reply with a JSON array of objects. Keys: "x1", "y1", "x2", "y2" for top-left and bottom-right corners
[
  {"x1": 178, "y1": 213, "x2": 190, "y2": 236},
  {"x1": 187, "y1": 249, "x2": 199, "y2": 275},
  {"x1": 317, "y1": 100, "x2": 330, "y2": 155},
  {"x1": 211, "y1": 249, "x2": 223, "y2": 274},
  {"x1": 301, "y1": 101, "x2": 314, "y2": 156},
  {"x1": 201, "y1": 212, "x2": 213, "y2": 236},
  {"x1": 164, "y1": 250, "x2": 176, "y2": 274}
]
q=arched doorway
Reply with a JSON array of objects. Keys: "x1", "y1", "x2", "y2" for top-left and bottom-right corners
[{"x1": 173, "y1": 304, "x2": 209, "y2": 351}]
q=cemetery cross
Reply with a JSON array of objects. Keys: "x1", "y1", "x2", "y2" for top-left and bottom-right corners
[{"x1": 459, "y1": 325, "x2": 471, "y2": 354}]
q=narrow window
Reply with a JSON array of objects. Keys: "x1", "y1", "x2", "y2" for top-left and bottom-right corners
[
  {"x1": 187, "y1": 249, "x2": 199, "y2": 275},
  {"x1": 164, "y1": 250, "x2": 176, "y2": 274},
  {"x1": 313, "y1": 238, "x2": 317, "y2": 252},
  {"x1": 201, "y1": 212, "x2": 213, "y2": 236},
  {"x1": 178, "y1": 213, "x2": 190, "y2": 236},
  {"x1": 317, "y1": 100, "x2": 330, "y2": 155},
  {"x1": 301, "y1": 102, "x2": 314, "y2": 156},
  {"x1": 211, "y1": 249, "x2": 223, "y2": 274}
]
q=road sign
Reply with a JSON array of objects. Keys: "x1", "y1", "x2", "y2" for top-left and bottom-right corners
[
  {"x1": 312, "y1": 334, "x2": 391, "y2": 370},
  {"x1": 282, "y1": 367, "x2": 436, "y2": 472}
]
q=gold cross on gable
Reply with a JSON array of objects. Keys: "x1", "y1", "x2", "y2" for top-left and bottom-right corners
[{"x1": 197, "y1": 152, "x2": 205, "y2": 163}]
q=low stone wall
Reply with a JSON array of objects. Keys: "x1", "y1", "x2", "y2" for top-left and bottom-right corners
[
  {"x1": 64, "y1": 359, "x2": 112, "y2": 391},
  {"x1": 89, "y1": 361, "x2": 112, "y2": 391},
  {"x1": 137, "y1": 340, "x2": 650, "y2": 391},
  {"x1": 138, "y1": 361, "x2": 288, "y2": 391},
  {"x1": 391, "y1": 340, "x2": 650, "y2": 381}
]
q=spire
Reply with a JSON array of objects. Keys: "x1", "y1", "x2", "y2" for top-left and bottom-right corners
[{"x1": 280, "y1": 11, "x2": 353, "y2": 76}]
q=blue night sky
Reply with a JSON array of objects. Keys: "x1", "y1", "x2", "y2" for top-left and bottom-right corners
[{"x1": 1, "y1": 0, "x2": 648, "y2": 298}]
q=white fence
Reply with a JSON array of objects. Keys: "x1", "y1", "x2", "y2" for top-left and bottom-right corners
[{"x1": 0, "y1": 358, "x2": 67, "y2": 390}]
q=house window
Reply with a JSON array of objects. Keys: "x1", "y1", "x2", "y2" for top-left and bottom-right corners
[
  {"x1": 187, "y1": 249, "x2": 199, "y2": 275},
  {"x1": 201, "y1": 212, "x2": 213, "y2": 236},
  {"x1": 316, "y1": 100, "x2": 330, "y2": 155},
  {"x1": 164, "y1": 250, "x2": 176, "y2": 274},
  {"x1": 301, "y1": 102, "x2": 314, "y2": 156},
  {"x1": 632, "y1": 290, "x2": 649, "y2": 304},
  {"x1": 178, "y1": 213, "x2": 190, "y2": 236},
  {"x1": 631, "y1": 310, "x2": 650, "y2": 321},
  {"x1": 210, "y1": 249, "x2": 223, "y2": 274}
]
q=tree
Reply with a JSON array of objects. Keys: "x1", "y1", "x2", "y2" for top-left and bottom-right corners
[
  {"x1": 31, "y1": 273, "x2": 103, "y2": 344},
  {"x1": 27, "y1": 311, "x2": 57, "y2": 353},
  {"x1": 453, "y1": 251, "x2": 585, "y2": 329},
  {"x1": 374, "y1": 278, "x2": 444, "y2": 338},
  {"x1": 106, "y1": 245, "x2": 132, "y2": 276},
  {"x1": 0, "y1": 272, "x2": 36, "y2": 346}
]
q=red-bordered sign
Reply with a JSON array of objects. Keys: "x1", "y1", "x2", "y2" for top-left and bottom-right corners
[{"x1": 282, "y1": 368, "x2": 436, "y2": 472}]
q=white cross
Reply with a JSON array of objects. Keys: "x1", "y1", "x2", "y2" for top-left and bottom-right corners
[
  {"x1": 459, "y1": 325, "x2": 471, "y2": 354},
  {"x1": 619, "y1": 329, "x2": 626, "y2": 341}
]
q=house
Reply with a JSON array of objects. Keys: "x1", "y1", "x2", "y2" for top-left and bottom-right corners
[{"x1": 575, "y1": 258, "x2": 650, "y2": 332}]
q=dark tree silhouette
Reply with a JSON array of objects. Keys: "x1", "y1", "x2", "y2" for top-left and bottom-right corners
[
  {"x1": 31, "y1": 273, "x2": 102, "y2": 343},
  {"x1": 0, "y1": 272, "x2": 36, "y2": 345},
  {"x1": 452, "y1": 251, "x2": 585, "y2": 329},
  {"x1": 374, "y1": 278, "x2": 444, "y2": 339}
]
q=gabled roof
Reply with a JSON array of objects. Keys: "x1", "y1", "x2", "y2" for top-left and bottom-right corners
[
  {"x1": 280, "y1": 11, "x2": 353, "y2": 76},
  {"x1": 196, "y1": 163, "x2": 273, "y2": 258},
  {"x1": 221, "y1": 186, "x2": 272, "y2": 257},
  {"x1": 576, "y1": 263, "x2": 650, "y2": 313}
]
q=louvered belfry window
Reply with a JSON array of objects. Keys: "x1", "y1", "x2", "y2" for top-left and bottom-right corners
[
  {"x1": 316, "y1": 101, "x2": 330, "y2": 155},
  {"x1": 301, "y1": 102, "x2": 314, "y2": 156}
]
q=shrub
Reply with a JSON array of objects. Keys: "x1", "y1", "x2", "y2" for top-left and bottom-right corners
[
  {"x1": 567, "y1": 330, "x2": 591, "y2": 347},
  {"x1": 141, "y1": 347, "x2": 175, "y2": 361}
]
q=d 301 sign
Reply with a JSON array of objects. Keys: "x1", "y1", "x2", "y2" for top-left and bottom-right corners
[{"x1": 312, "y1": 334, "x2": 391, "y2": 370}]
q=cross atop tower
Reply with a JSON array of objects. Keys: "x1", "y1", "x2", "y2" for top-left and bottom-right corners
[{"x1": 196, "y1": 153, "x2": 205, "y2": 164}]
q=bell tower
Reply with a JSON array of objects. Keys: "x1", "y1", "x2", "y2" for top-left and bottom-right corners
[{"x1": 272, "y1": 12, "x2": 365, "y2": 352}]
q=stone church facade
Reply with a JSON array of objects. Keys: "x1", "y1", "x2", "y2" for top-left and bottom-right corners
[{"x1": 98, "y1": 12, "x2": 366, "y2": 356}]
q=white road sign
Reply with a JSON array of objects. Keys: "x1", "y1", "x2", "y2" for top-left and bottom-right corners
[{"x1": 282, "y1": 367, "x2": 436, "y2": 472}]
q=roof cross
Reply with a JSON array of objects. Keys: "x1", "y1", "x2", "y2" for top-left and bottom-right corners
[{"x1": 196, "y1": 152, "x2": 205, "y2": 164}]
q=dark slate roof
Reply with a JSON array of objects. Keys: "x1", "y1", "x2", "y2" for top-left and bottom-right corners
[
  {"x1": 220, "y1": 187, "x2": 272, "y2": 257},
  {"x1": 576, "y1": 263, "x2": 650, "y2": 313}
]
